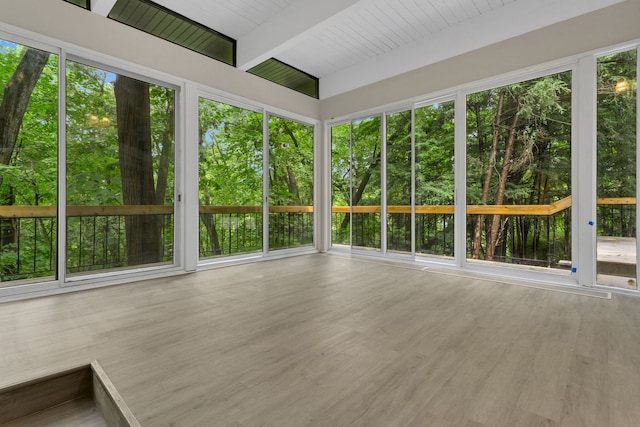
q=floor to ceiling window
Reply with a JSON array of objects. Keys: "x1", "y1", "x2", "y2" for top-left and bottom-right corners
[
  {"x1": 65, "y1": 60, "x2": 176, "y2": 275},
  {"x1": 268, "y1": 115, "x2": 314, "y2": 251},
  {"x1": 351, "y1": 116, "x2": 382, "y2": 251},
  {"x1": 198, "y1": 98, "x2": 315, "y2": 260},
  {"x1": 386, "y1": 110, "x2": 412, "y2": 254},
  {"x1": 331, "y1": 123, "x2": 351, "y2": 246},
  {"x1": 596, "y1": 49, "x2": 638, "y2": 289},
  {"x1": 331, "y1": 72, "x2": 572, "y2": 272},
  {"x1": 415, "y1": 101, "x2": 455, "y2": 259},
  {"x1": 198, "y1": 98, "x2": 263, "y2": 258},
  {"x1": 466, "y1": 71, "x2": 572, "y2": 270},
  {"x1": 330, "y1": 117, "x2": 383, "y2": 251},
  {"x1": 0, "y1": 39, "x2": 58, "y2": 285}
]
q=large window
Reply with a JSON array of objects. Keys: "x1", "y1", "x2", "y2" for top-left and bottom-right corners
[
  {"x1": 198, "y1": 99, "x2": 263, "y2": 258},
  {"x1": 66, "y1": 61, "x2": 175, "y2": 274},
  {"x1": 268, "y1": 115, "x2": 314, "y2": 250},
  {"x1": 386, "y1": 110, "x2": 412, "y2": 253},
  {"x1": 331, "y1": 123, "x2": 351, "y2": 246},
  {"x1": 351, "y1": 117, "x2": 382, "y2": 250},
  {"x1": 0, "y1": 40, "x2": 58, "y2": 285},
  {"x1": 331, "y1": 116, "x2": 385, "y2": 251},
  {"x1": 597, "y1": 49, "x2": 637, "y2": 289},
  {"x1": 466, "y1": 72, "x2": 572, "y2": 269},
  {"x1": 415, "y1": 101, "x2": 455, "y2": 258},
  {"x1": 198, "y1": 99, "x2": 314, "y2": 258}
]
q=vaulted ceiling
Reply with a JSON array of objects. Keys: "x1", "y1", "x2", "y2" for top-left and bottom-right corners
[{"x1": 90, "y1": 0, "x2": 626, "y2": 99}]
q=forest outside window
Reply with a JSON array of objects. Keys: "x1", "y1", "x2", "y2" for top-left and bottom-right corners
[{"x1": 466, "y1": 71, "x2": 572, "y2": 270}]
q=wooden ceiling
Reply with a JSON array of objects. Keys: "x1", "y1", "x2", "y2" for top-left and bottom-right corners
[{"x1": 90, "y1": 0, "x2": 626, "y2": 98}]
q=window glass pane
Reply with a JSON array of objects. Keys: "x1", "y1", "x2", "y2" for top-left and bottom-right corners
[
  {"x1": 597, "y1": 50, "x2": 637, "y2": 289},
  {"x1": 415, "y1": 101, "x2": 455, "y2": 258},
  {"x1": 198, "y1": 99, "x2": 263, "y2": 258},
  {"x1": 66, "y1": 61, "x2": 175, "y2": 274},
  {"x1": 352, "y1": 116, "x2": 382, "y2": 250},
  {"x1": 466, "y1": 71, "x2": 572, "y2": 269},
  {"x1": 386, "y1": 110, "x2": 411, "y2": 253},
  {"x1": 0, "y1": 40, "x2": 58, "y2": 285},
  {"x1": 268, "y1": 116, "x2": 314, "y2": 250},
  {"x1": 331, "y1": 123, "x2": 350, "y2": 246}
]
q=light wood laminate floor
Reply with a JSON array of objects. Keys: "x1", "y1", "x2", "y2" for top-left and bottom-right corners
[{"x1": 1, "y1": 254, "x2": 639, "y2": 426}]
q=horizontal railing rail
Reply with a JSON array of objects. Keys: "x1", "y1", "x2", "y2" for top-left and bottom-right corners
[
  {"x1": 0, "y1": 198, "x2": 633, "y2": 282},
  {"x1": 333, "y1": 196, "x2": 577, "y2": 215},
  {"x1": 0, "y1": 196, "x2": 634, "y2": 217},
  {"x1": 0, "y1": 205, "x2": 317, "y2": 218}
]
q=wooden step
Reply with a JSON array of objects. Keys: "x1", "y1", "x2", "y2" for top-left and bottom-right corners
[{"x1": 0, "y1": 361, "x2": 139, "y2": 427}]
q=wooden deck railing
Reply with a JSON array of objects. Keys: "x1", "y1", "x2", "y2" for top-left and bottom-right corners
[
  {"x1": 0, "y1": 195, "x2": 635, "y2": 218},
  {"x1": 333, "y1": 195, "x2": 578, "y2": 215},
  {"x1": 0, "y1": 197, "x2": 633, "y2": 281}
]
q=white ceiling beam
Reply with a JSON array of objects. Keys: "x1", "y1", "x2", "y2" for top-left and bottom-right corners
[
  {"x1": 236, "y1": 0, "x2": 369, "y2": 71},
  {"x1": 319, "y1": 0, "x2": 627, "y2": 98},
  {"x1": 91, "y1": 0, "x2": 118, "y2": 16}
]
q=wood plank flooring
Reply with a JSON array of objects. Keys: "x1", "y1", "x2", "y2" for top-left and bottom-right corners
[{"x1": 0, "y1": 254, "x2": 639, "y2": 426}]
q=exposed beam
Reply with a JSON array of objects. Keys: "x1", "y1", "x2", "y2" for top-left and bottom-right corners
[
  {"x1": 319, "y1": 0, "x2": 626, "y2": 99},
  {"x1": 91, "y1": 0, "x2": 117, "y2": 17},
  {"x1": 237, "y1": 0, "x2": 368, "y2": 71}
]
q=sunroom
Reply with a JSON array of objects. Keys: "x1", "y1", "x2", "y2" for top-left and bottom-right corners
[{"x1": 0, "y1": 0, "x2": 639, "y2": 300}]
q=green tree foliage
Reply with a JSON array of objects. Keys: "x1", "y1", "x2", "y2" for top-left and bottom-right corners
[
  {"x1": 415, "y1": 102, "x2": 455, "y2": 256},
  {"x1": 268, "y1": 116, "x2": 313, "y2": 207},
  {"x1": 597, "y1": 51, "x2": 637, "y2": 198},
  {"x1": 350, "y1": 117, "x2": 381, "y2": 248},
  {"x1": 0, "y1": 42, "x2": 57, "y2": 280},
  {"x1": 597, "y1": 50, "x2": 637, "y2": 239},
  {"x1": 331, "y1": 123, "x2": 350, "y2": 245},
  {"x1": 386, "y1": 111, "x2": 411, "y2": 251}
]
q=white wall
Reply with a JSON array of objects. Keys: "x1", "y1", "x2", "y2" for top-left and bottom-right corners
[
  {"x1": 320, "y1": 0, "x2": 640, "y2": 120},
  {"x1": 0, "y1": 0, "x2": 320, "y2": 119}
]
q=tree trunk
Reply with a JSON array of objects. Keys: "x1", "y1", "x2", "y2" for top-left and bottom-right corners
[
  {"x1": 200, "y1": 190, "x2": 221, "y2": 256},
  {"x1": 154, "y1": 90, "x2": 174, "y2": 205},
  {"x1": 285, "y1": 166, "x2": 300, "y2": 203},
  {"x1": 339, "y1": 151, "x2": 381, "y2": 233},
  {"x1": 282, "y1": 122, "x2": 303, "y2": 204},
  {"x1": 486, "y1": 109, "x2": 520, "y2": 260},
  {"x1": 114, "y1": 75, "x2": 161, "y2": 266},
  {"x1": 472, "y1": 90, "x2": 505, "y2": 259},
  {"x1": 0, "y1": 48, "x2": 50, "y2": 167}
]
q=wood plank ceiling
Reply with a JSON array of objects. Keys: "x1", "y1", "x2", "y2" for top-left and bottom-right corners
[{"x1": 91, "y1": 0, "x2": 626, "y2": 98}]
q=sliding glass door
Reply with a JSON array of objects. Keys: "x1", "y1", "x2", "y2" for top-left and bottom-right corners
[{"x1": 66, "y1": 60, "x2": 176, "y2": 275}]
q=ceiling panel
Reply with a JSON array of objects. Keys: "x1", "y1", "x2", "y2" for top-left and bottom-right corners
[
  {"x1": 274, "y1": 0, "x2": 512, "y2": 79},
  {"x1": 152, "y1": 0, "x2": 296, "y2": 39},
  {"x1": 94, "y1": 0, "x2": 627, "y2": 98}
]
